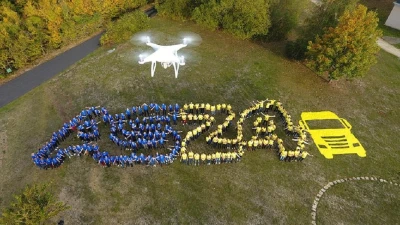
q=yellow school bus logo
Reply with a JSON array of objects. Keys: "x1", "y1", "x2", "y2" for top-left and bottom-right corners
[{"x1": 300, "y1": 111, "x2": 366, "y2": 159}]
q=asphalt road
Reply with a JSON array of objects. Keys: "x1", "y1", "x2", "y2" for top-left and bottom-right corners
[{"x1": 0, "y1": 33, "x2": 102, "y2": 108}]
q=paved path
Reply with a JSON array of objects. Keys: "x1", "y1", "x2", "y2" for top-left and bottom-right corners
[
  {"x1": 0, "y1": 33, "x2": 102, "y2": 108},
  {"x1": 377, "y1": 38, "x2": 400, "y2": 58}
]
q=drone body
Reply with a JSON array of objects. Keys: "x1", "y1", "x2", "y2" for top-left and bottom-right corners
[{"x1": 138, "y1": 37, "x2": 187, "y2": 78}]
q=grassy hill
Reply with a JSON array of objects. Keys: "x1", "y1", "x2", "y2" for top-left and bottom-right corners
[{"x1": 0, "y1": 17, "x2": 399, "y2": 224}]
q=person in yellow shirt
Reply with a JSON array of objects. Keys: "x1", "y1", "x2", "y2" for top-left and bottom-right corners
[
  {"x1": 212, "y1": 136, "x2": 218, "y2": 147},
  {"x1": 232, "y1": 139, "x2": 238, "y2": 150},
  {"x1": 280, "y1": 150, "x2": 287, "y2": 161},
  {"x1": 196, "y1": 126, "x2": 202, "y2": 137},
  {"x1": 194, "y1": 153, "x2": 200, "y2": 166},
  {"x1": 226, "y1": 152, "x2": 232, "y2": 163},
  {"x1": 183, "y1": 103, "x2": 189, "y2": 113},
  {"x1": 188, "y1": 113, "x2": 193, "y2": 125},
  {"x1": 201, "y1": 153, "x2": 207, "y2": 165},
  {"x1": 231, "y1": 151, "x2": 237, "y2": 162},
  {"x1": 299, "y1": 151, "x2": 313, "y2": 161},
  {"x1": 205, "y1": 103, "x2": 211, "y2": 112},
  {"x1": 278, "y1": 145, "x2": 285, "y2": 154},
  {"x1": 287, "y1": 150, "x2": 295, "y2": 162},
  {"x1": 211, "y1": 153, "x2": 216, "y2": 164},
  {"x1": 263, "y1": 114, "x2": 270, "y2": 125},
  {"x1": 181, "y1": 113, "x2": 187, "y2": 125},
  {"x1": 255, "y1": 126, "x2": 261, "y2": 136},
  {"x1": 206, "y1": 136, "x2": 211, "y2": 145},
  {"x1": 188, "y1": 151, "x2": 194, "y2": 165},
  {"x1": 226, "y1": 104, "x2": 232, "y2": 114},
  {"x1": 200, "y1": 103, "x2": 205, "y2": 114},
  {"x1": 248, "y1": 140, "x2": 254, "y2": 151},
  {"x1": 262, "y1": 138, "x2": 268, "y2": 149},
  {"x1": 195, "y1": 103, "x2": 200, "y2": 114},
  {"x1": 189, "y1": 102, "x2": 194, "y2": 114},
  {"x1": 206, "y1": 120, "x2": 211, "y2": 131},
  {"x1": 216, "y1": 104, "x2": 221, "y2": 113},
  {"x1": 218, "y1": 138, "x2": 223, "y2": 148},
  {"x1": 211, "y1": 105, "x2": 216, "y2": 115},
  {"x1": 210, "y1": 116, "x2": 216, "y2": 124},
  {"x1": 223, "y1": 138, "x2": 228, "y2": 149},
  {"x1": 198, "y1": 114, "x2": 204, "y2": 123},
  {"x1": 253, "y1": 139, "x2": 259, "y2": 149},
  {"x1": 227, "y1": 139, "x2": 232, "y2": 150},
  {"x1": 221, "y1": 152, "x2": 226, "y2": 163},
  {"x1": 221, "y1": 103, "x2": 227, "y2": 113},
  {"x1": 294, "y1": 148, "x2": 301, "y2": 161},
  {"x1": 193, "y1": 114, "x2": 198, "y2": 124},
  {"x1": 181, "y1": 152, "x2": 188, "y2": 164},
  {"x1": 192, "y1": 129, "x2": 198, "y2": 139},
  {"x1": 261, "y1": 126, "x2": 267, "y2": 136},
  {"x1": 180, "y1": 146, "x2": 187, "y2": 155},
  {"x1": 268, "y1": 138, "x2": 274, "y2": 149},
  {"x1": 186, "y1": 131, "x2": 193, "y2": 142},
  {"x1": 215, "y1": 152, "x2": 221, "y2": 164},
  {"x1": 201, "y1": 124, "x2": 206, "y2": 133},
  {"x1": 253, "y1": 120, "x2": 259, "y2": 128},
  {"x1": 206, "y1": 154, "x2": 212, "y2": 165}
]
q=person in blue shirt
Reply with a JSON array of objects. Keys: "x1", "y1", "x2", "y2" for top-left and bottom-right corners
[
  {"x1": 126, "y1": 108, "x2": 131, "y2": 120},
  {"x1": 139, "y1": 153, "x2": 146, "y2": 165},
  {"x1": 110, "y1": 156, "x2": 116, "y2": 166},
  {"x1": 99, "y1": 157, "x2": 106, "y2": 167},
  {"x1": 142, "y1": 103, "x2": 149, "y2": 117},
  {"x1": 52, "y1": 158, "x2": 60, "y2": 168},
  {"x1": 120, "y1": 113, "x2": 126, "y2": 121},
  {"x1": 174, "y1": 103, "x2": 180, "y2": 113},
  {"x1": 93, "y1": 129, "x2": 100, "y2": 141},
  {"x1": 159, "y1": 154, "x2": 165, "y2": 166},
  {"x1": 105, "y1": 156, "x2": 111, "y2": 167},
  {"x1": 119, "y1": 155, "x2": 125, "y2": 168},
  {"x1": 132, "y1": 106, "x2": 137, "y2": 116},
  {"x1": 149, "y1": 155, "x2": 157, "y2": 167},
  {"x1": 154, "y1": 104, "x2": 161, "y2": 116},
  {"x1": 162, "y1": 104, "x2": 167, "y2": 116}
]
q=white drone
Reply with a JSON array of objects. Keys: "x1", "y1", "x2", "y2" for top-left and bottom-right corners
[{"x1": 138, "y1": 36, "x2": 188, "y2": 78}]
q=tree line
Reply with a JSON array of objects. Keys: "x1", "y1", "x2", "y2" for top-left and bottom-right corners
[
  {"x1": 0, "y1": 0, "x2": 147, "y2": 77},
  {"x1": 155, "y1": 0, "x2": 382, "y2": 81}
]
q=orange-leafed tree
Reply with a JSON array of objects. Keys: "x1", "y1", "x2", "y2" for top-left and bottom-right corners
[{"x1": 306, "y1": 4, "x2": 382, "y2": 81}]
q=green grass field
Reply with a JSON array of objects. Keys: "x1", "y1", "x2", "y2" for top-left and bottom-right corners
[{"x1": 0, "y1": 17, "x2": 400, "y2": 224}]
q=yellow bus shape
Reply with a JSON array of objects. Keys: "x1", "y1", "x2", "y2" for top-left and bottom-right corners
[{"x1": 300, "y1": 111, "x2": 366, "y2": 159}]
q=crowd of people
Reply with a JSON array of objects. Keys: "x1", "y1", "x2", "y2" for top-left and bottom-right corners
[{"x1": 31, "y1": 100, "x2": 312, "y2": 169}]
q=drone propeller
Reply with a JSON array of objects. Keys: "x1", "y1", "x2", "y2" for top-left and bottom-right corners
[{"x1": 179, "y1": 32, "x2": 202, "y2": 46}]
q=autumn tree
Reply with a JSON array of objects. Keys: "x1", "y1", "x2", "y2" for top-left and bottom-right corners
[
  {"x1": 0, "y1": 183, "x2": 70, "y2": 224},
  {"x1": 306, "y1": 4, "x2": 382, "y2": 81},
  {"x1": 302, "y1": 0, "x2": 359, "y2": 41}
]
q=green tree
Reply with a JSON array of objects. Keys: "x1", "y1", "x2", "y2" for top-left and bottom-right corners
[
  {"x1": 155, "y1": 0, "x2": 201, "y2": 20},
  {"x1": 100, "y1": 11, "x2": 149, "y2": 46},
  {"x1": 265, "y1": 0, "x2": 306, "y2": 41},
  {"x1": 192, "y1": 0, "x2": 271, "y2": 39},
  {"x1": 306, "y1": 4, "x2": 382, "y2": 81},
  {"x1": 0, "y1": 183, "x2": 70, "y2": 224}
]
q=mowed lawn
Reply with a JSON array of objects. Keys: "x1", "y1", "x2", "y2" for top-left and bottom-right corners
[{"x1": 1, "y1": 17, "x2": 400, "y2": 224}]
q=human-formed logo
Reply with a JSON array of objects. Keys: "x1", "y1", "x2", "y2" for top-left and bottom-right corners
[{"x1": 31, "y1": 100, "x2": 366, "y2": 169}]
